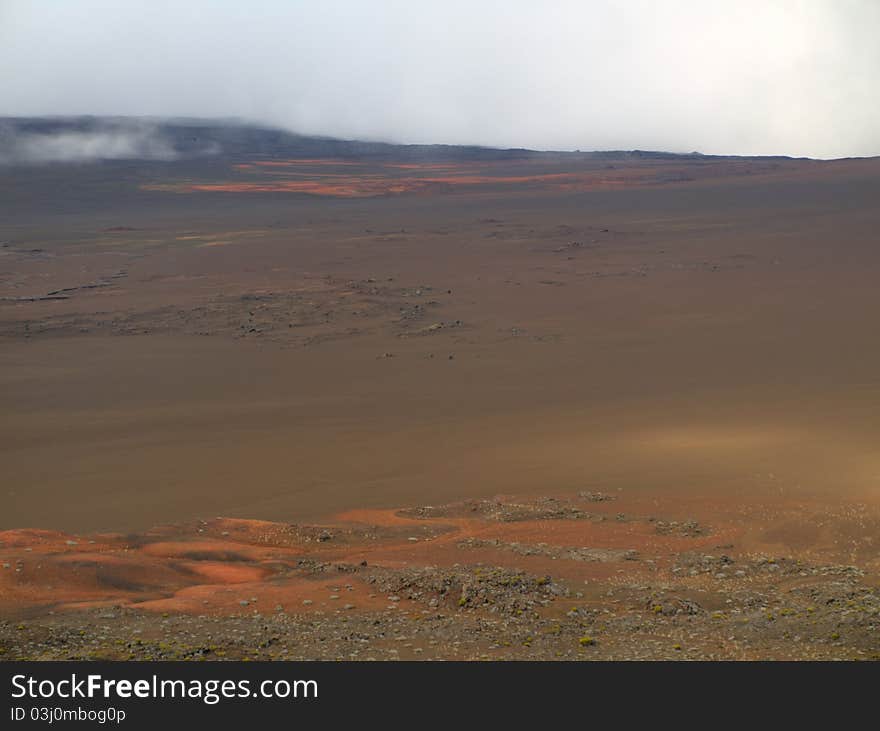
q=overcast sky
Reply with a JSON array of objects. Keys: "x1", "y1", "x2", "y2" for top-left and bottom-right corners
[{"x1": 1, "y1": 0, "x2": 878, "y2": 158}]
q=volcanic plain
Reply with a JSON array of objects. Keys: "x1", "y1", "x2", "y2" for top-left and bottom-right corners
[{"x1": 2, "y1": 134, "x2": 879, "y2": 659}]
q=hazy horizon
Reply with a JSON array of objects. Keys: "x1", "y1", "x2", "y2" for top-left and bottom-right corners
[
  {"x1": 4, "y1": 114, "x2": 878, "y2": 162},
  {"x1": 2, "y1": 1, "x2": 879, "y2": 159}
]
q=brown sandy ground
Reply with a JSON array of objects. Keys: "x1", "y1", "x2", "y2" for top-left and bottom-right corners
[
  {"x1": 3, "y1": 153, "x2": 880, "y2": 659},
  {"x1": 4, "y1": 154, "x2": 880, "y2": 534},
  {"x1": 1, "y1": 492, "x2": 878, "y2": 660}
]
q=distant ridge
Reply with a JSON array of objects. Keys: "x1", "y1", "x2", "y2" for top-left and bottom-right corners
[{"x1": 0, "y1": 116, "x2": 813, "y2": 165}]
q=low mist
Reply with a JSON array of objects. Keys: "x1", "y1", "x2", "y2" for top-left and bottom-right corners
[{"x1": 0, "y1": 120, "x2": 181, "y2": 165}]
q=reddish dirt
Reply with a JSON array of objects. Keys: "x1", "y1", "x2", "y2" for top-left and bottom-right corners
[
  {"x1": 1, "y1": 491, "x2": 876, "y2": 618},
  {"x1": 143, "y1": 156, "x2": 844, "y2": 197},
  {"x1": 2, "y1": 491, "x2": 878, "y2": 660}
]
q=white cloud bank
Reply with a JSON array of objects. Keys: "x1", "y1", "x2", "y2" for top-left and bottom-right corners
[{"x1": 1, "y1": 0, "x2": 878, "y2": 158}]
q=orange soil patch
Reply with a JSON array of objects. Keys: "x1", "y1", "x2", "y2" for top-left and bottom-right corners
[
  {"x1": 240, "y1": 159, "x2": 364, "y2": 167},
  {"x1": 134, "y1": 573, "x2": 411, "y2": 615},
  {"x1": 4, "y1": 490, "x2": 871, "y2": 620},
  {"x1": 144, "y1": 157, "x2": 818, "y2": 198}
]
